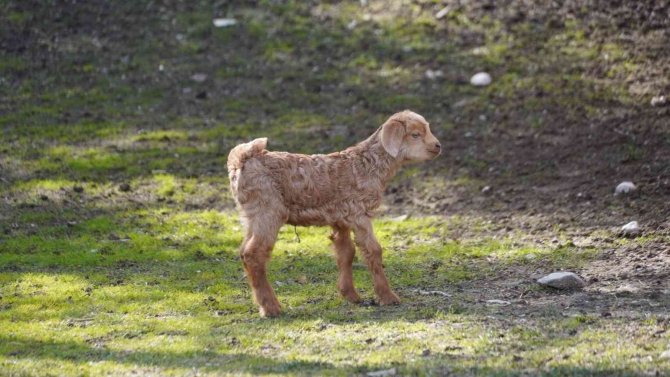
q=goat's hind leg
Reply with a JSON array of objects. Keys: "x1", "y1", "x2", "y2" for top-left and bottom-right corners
[{"x1": 240, "y1": 218, "x2": 283, "y2": 317}]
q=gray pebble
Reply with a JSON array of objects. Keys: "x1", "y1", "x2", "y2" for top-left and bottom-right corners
[
  {"x1": 537, "y1": 272, "x2": 586, "y2": 289},
  {"x1": 620, "y1": 221, "x2": 640, "y2": 237},
  {"x1": 614, "y1": 181, "x2": 636, "y2": 195}
]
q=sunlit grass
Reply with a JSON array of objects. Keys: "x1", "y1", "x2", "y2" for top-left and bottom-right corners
[{"x1": 3, "y1": 207, "x2": 659, "y2": 375}]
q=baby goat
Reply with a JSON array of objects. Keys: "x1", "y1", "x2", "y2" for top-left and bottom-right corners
[{"x1": 227, "y1": 110, "x2": 441, "y2": 317}]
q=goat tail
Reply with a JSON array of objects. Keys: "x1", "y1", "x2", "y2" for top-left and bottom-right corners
[{"x1": 227, "y1": 138, "x2": 268, "y2": 171}]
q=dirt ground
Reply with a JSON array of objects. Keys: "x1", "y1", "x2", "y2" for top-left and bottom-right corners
[{"x1": 379, "y1": 1, "x2": 670, "y2": 318}]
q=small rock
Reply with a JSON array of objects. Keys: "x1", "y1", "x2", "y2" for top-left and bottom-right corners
[
  {"x1": 651, "y1": 95, "x2": 667, "y2": 107},
  {"x1": 191, "y1": 73, "x2": 207, "y2": 82},
  {"x1": 73, "y1": 185, "x2": 84, "y2": 193},
  {"x1": 660, "y1": 350, "x2": 670, "y2": 359},
  {"x1": 360, "y1": 299, "x2": 377, "y2": 307},
  {"x1": 615, "y1": 284, "x2": 639, "y2": 294},
  {"x1": 614, "y1": 181, "x2": 636, "y2": 195},
  {"x1": 119, "y1": 183, "x2": 131, "y2": 192},
  {"x1": 576, "y1": 192, "x2": 592, "y2": 200},
  {"x1": 425, "y1": 69, "x2": 444, "y2": 80},
  {"x1": 620, "y1": 221, "x2": 641, "y2": 237},
  {"x1": 367, "y1": 368, "x2": 396, "y2": 377},
  {"x1": 435, "y1": 5, "x2": 451, "y2": 19},
  {"x1": 481, "y1": 185, "x2": 491, "y2": 193},
  {"x1": 417, "y1": 290, "x2": 451, "y2": 297},
  {"x1": 470, "y1": 72, "x2": 492, "y2": 86},
  {"x1": 486, "y1": 299, "x2": 511, "y2": 305},
  {"x1": 213, "y1": 18, "x2": 237, "y2": 27},
  {"x1": 537, "y1": 272, "x2": 586, "y2": 289},
  {"x1": 391, "y1": 214, "x2": 409, "y2": 222}
]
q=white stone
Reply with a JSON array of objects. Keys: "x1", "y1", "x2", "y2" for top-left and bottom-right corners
[
  {"x1": 425, "y1": 69, "x2": 444, "y2": 80},
  {"x1": 191, "y1": 73, "x2": 208, "y2": 82},
  {"x1": 621, "y1": 221, "x2": 640, "y2": 236},
  {"x1": 470, "y1": 72, "x2": 492, "y2": 86},
  {"x1": 417, "y1": 289, "x2": 450, "y2": 297},
  {"x1": 537, "y1": 272, "x2": 586, "y2": 289},
  {"x1": 660, "y1": 350, "x2": 670, "y2": 359},
  {"x1": 651, "y1": 95, "x2": 667, "y2": 107},
  {"x1": 486, "y1": 299, "x2": 511, "y2": 305},
  {"x1": 614, "y1": 181, "x2": 636, "y2": 195},
  {"x1": 367, "y1": 368, "x2": 396, "y2": 377},
  {"x1": 435, "y1": 5, "x2": 451, "y2": 19},
  {"x1": 615, "y1": 284, "x2": 639, "y2": 294},
  {"x1": 213, "y1": 18, "x2": 237, "y2": 27}
]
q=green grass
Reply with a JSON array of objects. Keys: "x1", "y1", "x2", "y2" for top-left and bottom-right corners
[
  {"x1": 1, "y1": 210, "x2": 665, "y2": 376},
  {"x1": 1, "y1": 1, "x2": 668, "y2": 376}
]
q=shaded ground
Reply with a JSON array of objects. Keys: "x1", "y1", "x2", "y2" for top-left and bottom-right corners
[{"x1": 1, "y1": 1, "x2": 669, "y2": 376}]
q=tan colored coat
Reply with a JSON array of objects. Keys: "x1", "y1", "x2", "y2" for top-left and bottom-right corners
[{"x1": 227, "y1": 110, "x2": 440, "y2": 317}]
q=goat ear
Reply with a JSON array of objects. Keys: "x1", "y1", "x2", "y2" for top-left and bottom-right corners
[{"x1": 380, "y1": 119, "x2": 405, "y2": 157}]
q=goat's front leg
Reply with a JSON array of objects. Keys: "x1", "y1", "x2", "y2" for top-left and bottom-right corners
[
  {"x1": 331, "y1": 225, "x2": 361, "y2": 303},
  {"x1": 353, "y1": 217, "x2": 400, "y2": 305}
]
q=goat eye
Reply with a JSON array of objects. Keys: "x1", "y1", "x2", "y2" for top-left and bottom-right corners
[{"x1": 411, "y1": 133, "x2": 420, "y2": 139}]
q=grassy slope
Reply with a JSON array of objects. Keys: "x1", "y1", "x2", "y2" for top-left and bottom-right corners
[{"x1": 0, "y1": 1, "x2": 668, "y2": 376}]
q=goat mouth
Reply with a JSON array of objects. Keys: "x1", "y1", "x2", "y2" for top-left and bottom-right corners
[{"x1": 429, "y1": 149, "x2": 441, "y2": 156}]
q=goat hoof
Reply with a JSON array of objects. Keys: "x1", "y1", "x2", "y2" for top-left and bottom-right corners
[
  {"x1": 259, "y1": 306, "x2": 281, "y2": 318},
  {"x1": 259, "y1": 301, "x2": 281, "y2": 318},
  {"x1": 341, "y1": 290, "x2": 362, "y2": 304},
  {"x1": 379, "y1": 292, "x2": 401, "y2": 305}
]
